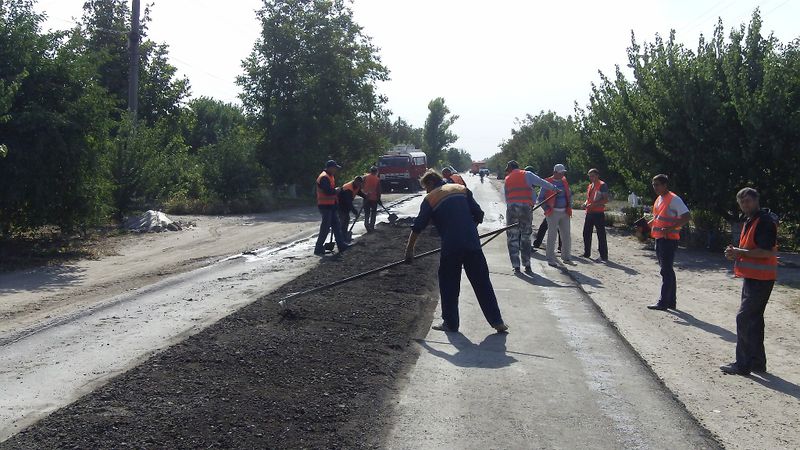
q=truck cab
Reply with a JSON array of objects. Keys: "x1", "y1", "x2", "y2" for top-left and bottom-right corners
[{"x1": 378, "y1": 145, "x2": 427, "y2": 192}]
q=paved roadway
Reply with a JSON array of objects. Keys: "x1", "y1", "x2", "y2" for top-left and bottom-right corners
[{"x1": 385, "y1": 175, "x2": 718, "y2": 449}]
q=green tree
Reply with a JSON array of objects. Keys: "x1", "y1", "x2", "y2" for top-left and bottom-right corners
[
  {"x1": 185, "y1": 97, "x2": 247, "y2": 151},
  {"x1": 389, "y1": 116, "x2": 423, "y2": 148},
  {"x1": 422, "y1": 97, "x2": 459, "y2": 167},
  {"x1": 0, "y1": 0, "x2": 115, "y2": 233},
  {"x1": 238, "y1": 0, "x2": 390, "y2": 188},
  {"x1": 445, "y1": 148, "x2": 473, "y2": 172}
]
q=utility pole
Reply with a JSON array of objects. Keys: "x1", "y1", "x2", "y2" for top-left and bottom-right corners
[{"x1": 128, "y1": 0, "x2": 141, "y2": 117}]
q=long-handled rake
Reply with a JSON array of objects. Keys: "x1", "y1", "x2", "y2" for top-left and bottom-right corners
[{"x1": 279, "y1": 223, "x2": 519, "y2": 308}]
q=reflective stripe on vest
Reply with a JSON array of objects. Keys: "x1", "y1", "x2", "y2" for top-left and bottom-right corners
[
  {"x1": 363, "y1": 174, "x2": 380, "y2": 200},
  {"x1": 542, "y1": 177, "x2": 571, "y2": 217},
  {"x1": 504, "y1": 169, "x2": 533, "y2": 205},
  {"x1": 586, "y1": 180, "x2": 606, "y2": 213},
  {"x1": 650, "y1": 192, "x2": 681, "y2": 240},
  {"x1": 316, "y1": 171, "x2": 337, "y2": 206},
  {"x1": 734, "y1": 216, "x2": 778, "y2": 281}
]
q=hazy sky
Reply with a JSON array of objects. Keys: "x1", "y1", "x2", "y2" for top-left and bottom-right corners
[{"x1": 35, "y1": 0, "x2": 800, "y2": 159}]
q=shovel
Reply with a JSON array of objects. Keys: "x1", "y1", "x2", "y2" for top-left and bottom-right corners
[
  {"x1": 378, "y1": 200, "x2": 399, "y2": 223},
  {"x1": 346, "y1": 206, "x2": 364, "y2": 241},
  {"x1": 323, "y1": 226, "x2": 336, "y2": 252}
]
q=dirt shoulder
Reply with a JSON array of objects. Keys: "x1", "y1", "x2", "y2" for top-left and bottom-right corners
[
  {"x1": 0, "y1": 207, "x2": 322, "y2": 341},
  {"x1": 562, "y1": 209, "x2": 800, "y2": 449},
  {"x1": 1, "y1": 223, "x2": 440, "y2": 449}
]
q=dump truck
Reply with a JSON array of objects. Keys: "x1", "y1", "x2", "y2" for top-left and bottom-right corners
[{"x1": 377, "y1": 145, "x2": 428, "y2": 192}]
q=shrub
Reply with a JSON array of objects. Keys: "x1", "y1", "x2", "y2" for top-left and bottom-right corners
[
  {"x1": 604, "y1": 213, "x2": 617, "y2": 227},
  {"x1": 622, "y1": 206, "x2": 646, "y2": 227}
]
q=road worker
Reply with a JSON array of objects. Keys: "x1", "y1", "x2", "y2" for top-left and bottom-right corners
[
  {"x1": 721, "y1": 188, "x2": 778, "y2": 375},
  {"x1": 313, "y1": 160, "x2": 349, "y2": 256},
  {"x1": 362, "y1": 166, "x2": 381, "y2": 233},
  {"x1": 582, "y1": 168, "x2": 609, "y2": 261},
  {"x1": 503, "y1": 161, "x2": 556, "y2": 274},
  {"x1": 405, "y1": 170, "x2": 508, "y2": 333},
  {"x1": 337, "y1": 176, "x2": 366, "y2": 241},
  {"x1": 442, "y1": 167, "x2": 466, "y2": 186},
  {"x1": 646, "y1": 174, "x2": 692, "y2": 310},
  {"x1": 537, "y1": 164, "x2": 573, "y2": 266}
]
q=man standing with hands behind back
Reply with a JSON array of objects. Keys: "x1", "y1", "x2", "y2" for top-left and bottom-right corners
[
  {"x1": 647, "y1": 174, "x2": 692, "y2": 311},
  {"x1": 721, "y1": 188, "x2": 778, "y2": 376},
  {"x1": 582, "y1": 168, "x2": 609, "y2": 261}
]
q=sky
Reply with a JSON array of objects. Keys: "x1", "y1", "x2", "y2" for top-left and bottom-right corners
[{"x1": 34, "y1": 0, "x2": 800, "y2": 160}]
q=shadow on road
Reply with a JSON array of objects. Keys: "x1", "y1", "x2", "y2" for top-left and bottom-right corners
[
  {"x1": 513, "y1": 272, "x2": 571, "y2": 288},
  {"x1": 668, "y1": 309, "x2": 737, "y2": 343},
  {"x1": 749, "y1": 372, "x2": 800, "y2": 400},
  {"x1": 416, "y1": 333, "x2": 520, "y2": 369},
  {"x1": 0, "y1": 265, "x2": 86, "y2": 295}
]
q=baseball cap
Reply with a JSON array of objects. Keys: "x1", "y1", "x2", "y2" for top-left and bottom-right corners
[
  {"x1": 325, "y1": 160, "x2": 342, "y2": 169},
  {"x1": 505, "y1": 160, "x2": 520, "y2": 171},
  {"x1": 524, "y1": 165, "x2": 535, "y2": 172},
  {"x1": 553, "y1": 164, "x2": 567, "y2": 173}
]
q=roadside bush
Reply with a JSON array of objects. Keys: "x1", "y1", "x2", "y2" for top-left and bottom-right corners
[
  {"x1": 622, "y1": 206, "x2": 646, "y2": 227},
  {"x1": 604, "y1": 213, "x2": 617, "y2": 227},
  {"x1": 571, "y1": 190, "x2": 587, "y2": 210}
]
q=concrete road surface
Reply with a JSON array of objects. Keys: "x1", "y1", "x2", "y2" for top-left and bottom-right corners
[{"x1": 386, "y1": 175, "x2": 718, "y2": 449}]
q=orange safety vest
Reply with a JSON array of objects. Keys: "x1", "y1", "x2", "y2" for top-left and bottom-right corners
[
  {"x1": 504, "y1": 169, "x2": 533, "y2": 205},
  {"x1": 541, "y1": 177, "x2": 571, "y2": 217},
  {"x1": 585, "y1": 180, "x2": 607, "y2": 213},
  {"x1": 449, "y1": 173, "x2": 466, "y2": 186},
  {"x1": 650, "y1": 192, "x2": 682, "y2": 240},
  {"x1": 362, "y1": 174, "x2": 380, "y2": 201},
  {"x1": 342, "y1": 181, "x2": 360, "y2": 196},
  {"x1": 316, "y1": 171, "x2": 337, "y2": 206},
  {"x1": 734, "y1": 216, "x2": 778, "y2": 281}
]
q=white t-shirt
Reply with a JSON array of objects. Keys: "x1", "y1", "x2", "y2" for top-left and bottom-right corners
[{"x1": 655, "y1": 193, "x2": 689, "y2": 216}]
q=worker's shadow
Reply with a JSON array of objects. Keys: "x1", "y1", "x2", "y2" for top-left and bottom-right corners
[
  {"x1": 668, "y1": 310, "x2": 737, "y2": 343},
  {"x1": 417, "y1": 332, "x2": 518, "y2": 369},
  {"x1": 749, "y1": 372, "x2": 800, "y2": 400},
  {"x1": 514, "y1": 272, "x2": 571, "y2": 288}
]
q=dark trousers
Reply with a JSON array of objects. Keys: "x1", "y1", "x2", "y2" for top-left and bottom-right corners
[
  {"x1": 338, "y1": 209, "x2": 352, "y2": 236},
  {"x1": 364, "y1": 200, "x2": 378, "y2": 231},
  {"x1": 655, "y1": 238, "x2": 678, "y2": 308},
  {"x1": 736, "y1": 278, "x2": 774, "y2": 370},
  {"x1": 583, "y1": 212, "x2": 608, "y2": 259},
  {"x1": 314, "y1": 206, "x2": 346, "y2": 252},
  {"x1": 438, "y1": 249, "x2": 504, "y2": 330},
  {"x1": 533, "y1": 218, "x2": 560, "y2": 250}
]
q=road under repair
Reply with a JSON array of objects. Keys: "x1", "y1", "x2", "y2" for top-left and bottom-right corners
[{"x1": 1, "y1": 177, "x2": 719, "y2": 448}]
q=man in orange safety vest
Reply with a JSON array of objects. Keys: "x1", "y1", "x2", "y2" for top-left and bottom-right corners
[
  {"x1": 721, "y1": 187, "x2": 778, "y2": 376},
  {"x1": 646, "y1": 174, "x2": 692, "y2": 311}
]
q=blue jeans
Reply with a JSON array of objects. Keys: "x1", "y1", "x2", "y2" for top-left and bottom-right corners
[
  {"x1": 655, "y1": 238, "x2": 678, "y2": 308},
  {"x1": 438, "y1": 249, "x2": 504, "y2": 330},
  {"x1": 315, "y1": 206, "x2": 347, "y2": 253}
]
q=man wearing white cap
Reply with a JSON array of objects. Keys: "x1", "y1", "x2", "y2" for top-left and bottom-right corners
[{"x1": 537, "y1": 164, "x2": 573, "y2": 266}]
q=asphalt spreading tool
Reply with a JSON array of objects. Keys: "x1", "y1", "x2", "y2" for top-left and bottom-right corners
[
  {"x1": 346, "y1": 206, "x2": 364, "y2": 241},
  {"x1": 378, "y1": 200, "x2": 399, "y2": 224},
  {"x1": 278, "y1": 223, "x2": 519, "y2": 308},
  {"x1": 323, "y1": 227, "x2": 336, "y2": 252}
]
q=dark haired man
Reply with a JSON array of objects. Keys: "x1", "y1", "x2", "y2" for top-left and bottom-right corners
[
  {"x1": 405, "y1": 170, "x2": 508, "y2": 333},
  {"x1": 721, "y1": 188, "x2": 778, "y2": 375},
  {"x1": 646, "y1": 174, "x2": 692, "y2": 311}
]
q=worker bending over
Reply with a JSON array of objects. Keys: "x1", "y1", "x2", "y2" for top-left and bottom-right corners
[
  {"x1": 442, "y1": 167, "x2": 466, "y2": 186},
  {"x1": 337, "y1": 176, "x2": 366, "y2": 241},
  {"x1": 405, "y1": 170, "x2": 508, "y2": 333}
]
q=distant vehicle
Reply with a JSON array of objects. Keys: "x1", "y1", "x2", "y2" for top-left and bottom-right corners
[
  {"x1": 377, "y1": 145, "x2": 428, "y2": 192},
  {"x1": 470, "y1": 160, "x2": 487, "y2": 175}
]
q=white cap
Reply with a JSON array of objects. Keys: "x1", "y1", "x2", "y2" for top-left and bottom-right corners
[{"x1": 553, "y1": 164, "x2": 567, "y2": 173}]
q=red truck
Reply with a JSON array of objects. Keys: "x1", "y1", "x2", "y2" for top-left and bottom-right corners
[
  {"x1": 470, "y1": 160, "x2": 487, "y2": 175},
  {"x1": 377, "y1": 145, "x2": 428, "y2": 192}
]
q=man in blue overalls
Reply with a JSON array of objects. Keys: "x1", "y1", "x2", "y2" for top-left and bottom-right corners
[{"x1": 405, "y1": 170, "x2": 508, "y2": 333}]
